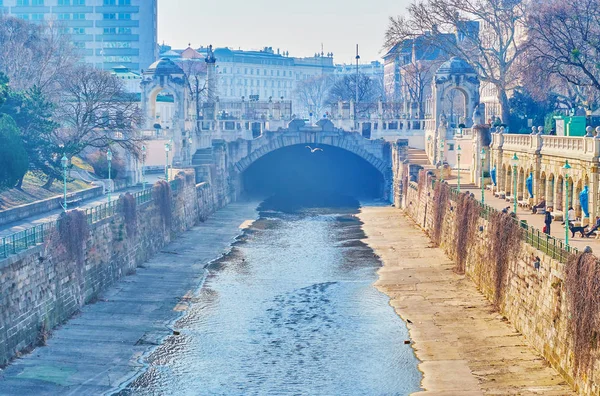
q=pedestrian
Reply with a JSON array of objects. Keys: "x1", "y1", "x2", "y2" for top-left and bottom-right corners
[
  {"x1": 532, "y1": 196, "x2": 546, "y2": 214},
  {"x1": 544, "y1": 207, "x2": 553, "y2": 235},
  {"x1": 586, "y1": 216, "x2": 600, "y2": 237}
]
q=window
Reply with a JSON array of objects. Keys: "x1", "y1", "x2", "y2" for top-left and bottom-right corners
[
  {"x1": 118, "y1": 13, "x2": 131, "y2": 20},
  {"x1": 17, "y1": 0, "x2": 29, "y2": 5},
  {"x1": 58, "y1": 0, "x2": 70, "y2": 4},
  {"x1": 16, "y1": 13, "x2": 29, "y2": 20},
  {"x1": 72, "y1": 27, "x2": 85, "y2": 34},
  {"x1": 58, "y1": 13, "x2": 70, "y2": 20},
  {"x1": 73, "y1": 0, "x2": 85, "y2": 4},
  {"x1": 32, "y1": 0, "x2": 43, "y2": 5},
  {"x1": 73, "y1": 13, "x2": 85, "y2": 20},
  {"x1": 103, "y1": 27, "x2": 116, "y2": 34},
  {"x1": 116, "y1": 27, "x2": 131, "y2": 34},
  {"x1": 119, "y1": 0, "x2": 131, "y2": 4},
  {"x1": 73, "y1": 41, "x2": 85, "y2": 48},
  {"x1": 103, "y1": 13, "x2": 116, "y2": 20},
  {"x1": 103, "y1": 41, "x2": 131, "y2": 48},
  {"x1": 103, "y1": 0, "x2": 116, "y2": 4},
  {"x1": 31, "y1": 13, "x2": 44, "y2": 20},
  {"x1": 448, "y1": 144, "x2": 455, "y2": 151}
]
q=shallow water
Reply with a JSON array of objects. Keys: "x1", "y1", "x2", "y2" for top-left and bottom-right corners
[{"x1": 119, "y1": 200, "x2": 422, "y2": 395}]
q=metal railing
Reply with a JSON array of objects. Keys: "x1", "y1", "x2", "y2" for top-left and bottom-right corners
[
  {"x1": 442, "y1": 180, "x2": 577, "y2": 263},
  {"x1": 1, "y1": 222, "x2": 56, "y2": 259},
  {"x1": 0, "y1": 186, "x2": 161, "y2": 260}
]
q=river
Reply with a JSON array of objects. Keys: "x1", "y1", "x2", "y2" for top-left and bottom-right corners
[{"x1": 118, "y1": 196, "x2": 422, "y2": 395}]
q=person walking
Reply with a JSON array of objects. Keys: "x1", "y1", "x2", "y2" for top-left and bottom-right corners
[{"x1": 544, "y1": 208, "x2": 553, "y2": 235}]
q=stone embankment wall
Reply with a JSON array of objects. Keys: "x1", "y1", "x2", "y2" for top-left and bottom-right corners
[
  {"x1": 392, "y1": 141, "x2": 599, "y2": 395},
  {"x1": 0, "y1": 170, "x2": 226, "y2": 367}
]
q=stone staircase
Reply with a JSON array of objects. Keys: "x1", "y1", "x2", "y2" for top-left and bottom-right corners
[
  {"x1": 192, "y1": 148, "x2": 214, "y2": 167},
  {"x1": 408, "y1": 148, "x2": 435, "y2": 170}
]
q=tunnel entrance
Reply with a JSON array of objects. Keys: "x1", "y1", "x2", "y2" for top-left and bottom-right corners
[{"x1": 242, "y1": 144, "x2": 384, "y2": 206}]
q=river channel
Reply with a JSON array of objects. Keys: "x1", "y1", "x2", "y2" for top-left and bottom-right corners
[{"x1": 119, "y1": 196, "x2": 422, "y2": 395}]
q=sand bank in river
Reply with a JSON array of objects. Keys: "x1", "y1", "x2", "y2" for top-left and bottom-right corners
[{"x1": 358, "y1": 205, "x2": 575, "y2": 396}]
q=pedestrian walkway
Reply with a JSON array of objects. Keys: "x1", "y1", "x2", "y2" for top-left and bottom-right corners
[
  {"x1": 446, "y1": 171, "x2": 598, "y2": 254},
  {"x1": 0, "y1": 175, "x2": 161, "y2": 238}
]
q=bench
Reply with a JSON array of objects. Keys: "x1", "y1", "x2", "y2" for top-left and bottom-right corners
[
  {"x1": 552, "y1": 211, "x2": 564, "y2": 222},
  {"x1": 518, "y1": 200, "x2": 530, "y2": 209},
  {"x1": 494, "y1": 191, "x2": 506, "y2": 199}
]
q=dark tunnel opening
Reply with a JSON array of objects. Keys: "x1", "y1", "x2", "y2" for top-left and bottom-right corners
[{"x1": 242, "y1": 144, "x2": 384, "y2": 209}]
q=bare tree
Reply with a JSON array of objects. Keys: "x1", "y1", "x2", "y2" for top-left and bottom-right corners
[
  {"x1": 55, "y1": 65, "x2": 143, "y2": 183},
  {"x1": 402, "y1": 59, "x2": 443, "y2": 118},
  {"x1": 0, "y1": 16, "x2": 77, "y2": 97},
  {"x1": 385, "y1": 0, "x2": 528, "y2": 125},
  {"x1": 177, "y1": 59, "x2": 207, "y2": 132},
  {"x1": 527, "y1": 0, "x2": 600, "y2": 106},
  {"x1": 295, "y1": 75, "x2": 333, "y2": 118},
  {"x1": 328, "y1": 73, "x2": 384, "y2": 116}
]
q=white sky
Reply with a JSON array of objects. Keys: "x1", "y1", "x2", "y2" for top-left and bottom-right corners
[{"x1": 157, "y1": 0, "x2": 411, "y2": 64}]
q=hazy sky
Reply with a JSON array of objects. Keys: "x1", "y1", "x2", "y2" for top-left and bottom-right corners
[{"x1": 158, "y1": 0, "x2": 410, "y2": 64}]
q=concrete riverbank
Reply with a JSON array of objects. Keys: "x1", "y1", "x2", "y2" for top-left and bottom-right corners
[
  {"x1": 0, "y1": 201, "x2": 258, "y2": 394},
  {"x1": 358, "y1": 205, "x2": 575, "y2": 395}
]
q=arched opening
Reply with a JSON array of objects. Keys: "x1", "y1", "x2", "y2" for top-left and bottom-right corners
[
  {"x1": 442, "y1": 88, "x2": 468, "y2": 128},
  {"x1": 518, "y1": 168, "x2": 525, "y2": 201},
  {"x1": 149, "y1": 86, "x2": 177, "y2": 136},
  {"x1": 506, "y1": 166, "x2": 513, "y2": 198},
  {"x1": 575, "y1": 179, "x2": 583, "y2": 218},
  {"x1": 547, "y1": 174, "x2": 555, "y2": 210},
  {"x1": 556, "y1": 175, "x2": 564, "y2": 211},
  {"x1": 241, "y1": 144, "x2": 385, "y2": 207},
  {"x1": 539, "y1": 172, "x2": 547, "y2": 204}
]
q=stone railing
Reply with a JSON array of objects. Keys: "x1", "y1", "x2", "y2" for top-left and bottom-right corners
[{"x1": 540, "y1": 135, "x2": 599, "y2": 160}]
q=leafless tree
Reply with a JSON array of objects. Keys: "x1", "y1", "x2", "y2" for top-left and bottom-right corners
[
  {"x1": 527, "y1": 0, "x2": 600, "y2": 109},
  {"x1": 177, "y1": 59, "x2": 207, "y2": 132},
  {"x1": 0, "y1": 16, "x2": 77, "y2": 97},
  {"x1": 385, "y1": 0, "x2": 528, "y2": 125},
  {"x1": 402, "y1": 59, "x2": 443, "y2": 118},
  {"x1": 328, "y1": 73, "x2": 384, "y2": 116},
  {"x1": 294, "y1": 75, "x2": 333, "y2": 118},
  {"x1": 55, "y1": 65, "x2": 143, "y2": 178}
]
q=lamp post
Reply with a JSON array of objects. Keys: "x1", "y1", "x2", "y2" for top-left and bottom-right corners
[
  {"x1": 106, "y1": 149, "x2": 113, "y2": 204},
  {"x1": 457, "y1": 145, "x2": 462, "y2": 193},
  {"x1": 563, "y1": 160, "x2": 572, "y2": 248},
  {"x1": 141, "y1": 145, "x2": 147, "y2": 190},
  {"x1": 481, "y1": 148, "x2": 486, "y2": 204},
  {"x1": 439, "y1": 139, "x2": 445, "y2": 182},
  {"x1": 61, "y1": 155, "x2": 68, "y2": 212},
  {"x1": 164, "y1": 141, "x2": 171, "y2": 182},
  {"x1": 511, "y1": 153, "x2": 519, "y2": 214}
]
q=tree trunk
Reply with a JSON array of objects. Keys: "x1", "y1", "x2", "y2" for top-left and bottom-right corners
[
  {"x1": 15, "y1": 177, "x2": 24, "y2": 190},
  {"x1": 42, "y1": 176, "x2": 55, "y2": 190},
  {"x1": 497, "y1": 88, "x2": 511, "y2": 130}
]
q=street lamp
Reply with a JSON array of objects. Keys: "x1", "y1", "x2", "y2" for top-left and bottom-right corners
[
  {"x1": 141, "y1": 145, "x2": 147, "y2": 190},
  {"x1": 106, "y1": 149, "x2": 113, "y2": 204},
  {"x1": 481, "y1": 148, "x2": 486, "y2": 204},
  {"x1": 61, "y1": 155, "x2": 68, "y2": 212},
  {"x1": 164, "y1": 141, "x2": 171, "y2": 182},
  {"x1": 562, "y1": 160, "x2": 572, "y2": 248},
  {"x1": 439, "y1": 139, "x2": 445, "y2": 182},
  {"x1": 457, "y1": 145, "x2": 462, "y2": 193},
  {"x1": 510, "y1": 153, "x2": 519, "y2": 214}
]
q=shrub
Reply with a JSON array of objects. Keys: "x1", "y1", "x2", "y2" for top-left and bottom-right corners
[
  {"x1": 119, "y1": 193, "x2": 137, "y2": 237},
  {"x1": 454, "y1": 193, "x2": 480, "y2": 274},
  {"x1": 565, "y1": 252, "x2": 600, "y2": 376},
  {"x1": 432, "y1": 181, "x2": 449, "y2": 245},
  {"x1": 87, "y1": 150, "x2": 126, "y2": 179},
  {"x1": 58, "y1": 209, "x2": 88, "y2": 263},
  {"x1": 0, "y1": 114, "x2": 28, "y2": 189},
  {"x1": 152, "y1": 180, "x2": 172, "y2": 229}
]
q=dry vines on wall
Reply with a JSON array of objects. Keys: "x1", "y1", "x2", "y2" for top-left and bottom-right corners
[
  {"x1": 119, "y1": 193, "x2": 137, "y2": 237},
  {"x1": 58, "y1": 210, "x2": 89, "y2": 263},
  {"x1": 454, "y1": 193, "x2": 480, "y2": 274},
  {"x1": 565, "y1": 252, "x2": 600, "y2": 376},
  {"x1": 486, "y1": 212, "x2": 522, "y2": 306},
  {"x1": 152, "y1": 180, "x2": 172, "y2": 229},
  {"x1": 432, "y1": 181, "x2": 449, "y2": 246}
]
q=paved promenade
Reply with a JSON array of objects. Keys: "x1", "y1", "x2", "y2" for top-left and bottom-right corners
[
  {"x1": 0, "y1": 201, "x2": 258, "y2": 395},
  {"x1": 445, "y1": 171, "x2": 598, "y2": 254},
  {"x1": 360, "y1": 206, "x2": 575, "y2": 395},
  {"x1": 0, "y1": 175, "x2": 160, "y2": 238}
]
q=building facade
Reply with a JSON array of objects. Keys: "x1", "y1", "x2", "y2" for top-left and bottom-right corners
[
  {"x1": 0, "y1": 0, "x2": 158, "y2": 71},
  {"x1": 162, "y1": 46, "x2": 336, "y2": 117}
]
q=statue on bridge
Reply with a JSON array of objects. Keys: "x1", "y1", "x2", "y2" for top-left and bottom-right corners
[{"x1": 472, "y1": 103, "x2": 485, "y2": 126}]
